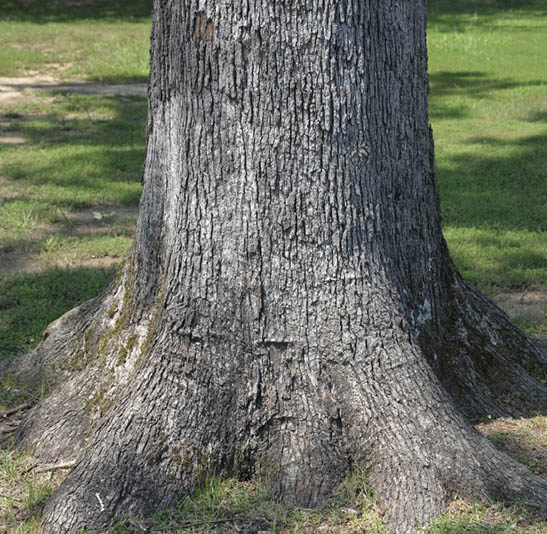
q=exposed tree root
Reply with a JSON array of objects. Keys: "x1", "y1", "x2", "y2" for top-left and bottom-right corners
[
  {"x1": 3, "y1": 264, "x2": 546, "y2": 534},
  {"x1": 431, "y1": 278, "x2": 547, "y2": 421},
  {"x1": 23, "y1": 312, "x2": 545, "y2": 534}
]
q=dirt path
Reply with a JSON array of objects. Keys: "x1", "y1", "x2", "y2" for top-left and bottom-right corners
[{"x1": 0, "y1": 75, "x2": 146, "y2": 104}]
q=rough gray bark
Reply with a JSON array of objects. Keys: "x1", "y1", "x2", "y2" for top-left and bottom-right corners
[{"x1": 4, "y1": 1, "x2": 546, "y2": 533}]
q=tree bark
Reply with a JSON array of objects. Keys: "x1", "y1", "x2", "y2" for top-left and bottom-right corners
[{"x1": 5, "y1": 1, "x2": 546, "y2": 533}]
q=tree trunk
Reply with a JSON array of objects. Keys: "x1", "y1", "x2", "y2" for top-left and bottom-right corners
[{"x1": 6, "y1": 1, "x2": 546, "y2": 533}]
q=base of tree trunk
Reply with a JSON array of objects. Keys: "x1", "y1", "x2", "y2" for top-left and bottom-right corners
[{"x1": 4, "y1": 267, "x2": 546, "y2": 534}]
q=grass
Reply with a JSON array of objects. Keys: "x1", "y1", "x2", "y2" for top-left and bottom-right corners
[
  {"x1": 0, "y1": 0, "x2": 546, "y2": 532},
  {"x1": 0, "y1": 451, "x2": 59, "y2": 534},
  {"x1": 0, "y1": 93, "x2": 144, "y2": 361},
  {"x1": 428, "y1": 0, "x2": 547, "y2": 294},
  {"x1": 0, "y1": 94, "x2": 145, "y2": 234},
  {"x1": 73, "y1": 468, "x2": 390, "y2": 534},
  {"x1": 422, "y1": 500, "x2": 547, "y2": 534},
  {"x1": 0, "y1": 268, "x2": 114, "y2": 362},
  {"x1": 0, "y1": 0, "x2": 151, "y2": 82}
]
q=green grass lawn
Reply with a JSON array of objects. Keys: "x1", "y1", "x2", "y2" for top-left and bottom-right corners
[
  {"x1": 0, "y1": 92, "x2": 146, "y2": 360},
  {"x1": 428, "y1": 0, "x2": 547, "y2": 296},
  {"x1": 0, "y1": 0, "x2": 151, "y2": 82},
  {"x1": 0, "y1": 1, "x2": 546, "y2": 532}
]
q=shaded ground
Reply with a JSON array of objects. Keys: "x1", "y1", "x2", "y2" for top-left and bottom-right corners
[
  {"x1": 0, "y1": 75, "x2": 146, "y2": 105},
  {"x1": 477, "y1": 416, "x2": 547, "y2": 479}
]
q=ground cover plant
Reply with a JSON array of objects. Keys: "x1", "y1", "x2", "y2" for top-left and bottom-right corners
[{"x1": 0, "y1": 0, "x2": 546, "y2": 532}]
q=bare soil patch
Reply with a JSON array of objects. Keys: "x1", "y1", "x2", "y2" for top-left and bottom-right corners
[
  {"x1": 0, "y1": 206, "x2": 138, "y2": 275},
  {"x1": 476, "y1": 416, "x2": 547, "y2": 478},
  {"x1": 495, "y1": 291, "x2": 546, "y2": 324},
  {"x1": 0, "y1": 75, "x2": 146, "y2": 104},
  {"x1": 0, "y1": 248, "x2": 124, "y2": 276},
  {"x1": 61, "y1": 205, "x2": 138, "y2": 228},
  {"x1": 0, "y1": 134, "x2": 28, "y2": 145}
]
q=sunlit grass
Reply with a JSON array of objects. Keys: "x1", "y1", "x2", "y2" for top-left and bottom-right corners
[
  {"x1": 0, "y1": 0, "x2": 151, "y2": 82},
  {"x1": 428, "y1": 1, "x2": 547, "y2": 296}
]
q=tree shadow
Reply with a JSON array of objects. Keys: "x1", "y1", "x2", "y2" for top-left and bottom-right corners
[
  {"x1": 437, "y1": 129, "x2": 547, "y2": 291},
  {"x1": 527, "y1": 110, "x2": 547, "y2": 123},
  {"x1": 0, "y1": 80, "x2": 146, "y2": 98},
  {"x1": 439, "y1": 131, "x2": 547, "y2": 232},
  {"x1": 0, "y1": 93, "x2": 146, "y2": 210},
  {"x1": 0, "y1": 194, "x2": 136, "y2": 263},
  {"x1": 430, "y1": 71, "x2": 544, "y2": 99},
  {"x1": 0, "y1": 0, "x2": 153, "y2": 24},
  {"x1": 428, "y1": 0, "x2": 547, "y2": 32},
  {"x1": 428, "y1": 71, "x2": 545, "y2": 120}
]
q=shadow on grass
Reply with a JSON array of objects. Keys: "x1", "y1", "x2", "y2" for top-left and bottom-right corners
[
  {"x1": 0, "y1": 0, "x2": 153, "y2": 24},
  {"x1": 430, "y1": 71, "x2": 544, "y2": 99},
  {"x1": 428, "y1": 71, "x2": 546, "y2": 120},
  {"x1": 0, "y1": 93, "x2": 146, "y2": 210},
  {"x1": 3, "y1": 0, "x2": 545, "y2": 27},
  {"x1": 80, "y1": 74, "x2": 149, "y2": 84},
  {"x1": 0, "y1": 80, "x2": 147, "y2": 98},
  {"x1": 437, "y1": 129, "x2": 547, "y2": 291},
  {"x1": 0, "y1": 266, "x2": 116, "y2": 360},
  {"x1": 439, "y1": 130, "x2": 547, "y2": 232},
  {"x1": 428, "y1": 0, "x2": 547, "y2": 31},
  {"x1": 527, "y1": 110, "x2": 547, "y2": 123}
]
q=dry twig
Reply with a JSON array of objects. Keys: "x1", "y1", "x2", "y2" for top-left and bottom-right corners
[
  {"x1": 23, "y1": 460, "x2": 75, "y2": 475},
  {"x1": 1, "y1": 403, "x2": 31, "y2": 418}
]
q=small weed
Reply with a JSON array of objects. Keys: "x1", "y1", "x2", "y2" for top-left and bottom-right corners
[
  {"x1": 18, "y1": 208, "x2": 36, "y2": 230},
  {"x1": 21, "y1": 474, "x2": 52, "y2": 511},
  {"x1": 0, "y1": 452, "x2": 19, "y2": 483},
  {"x1": 331, "y1": 463, "x2": 375, "y2": 508},
  {"x1": 522, "y1": 458, "x2": 542, "y2": 476},
  {"x1": 41, "y1": 234, "x2": 61, "y2": 253},
  {"x1": 488, "y1": 431, "x2": 509, "y2": 447}
]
